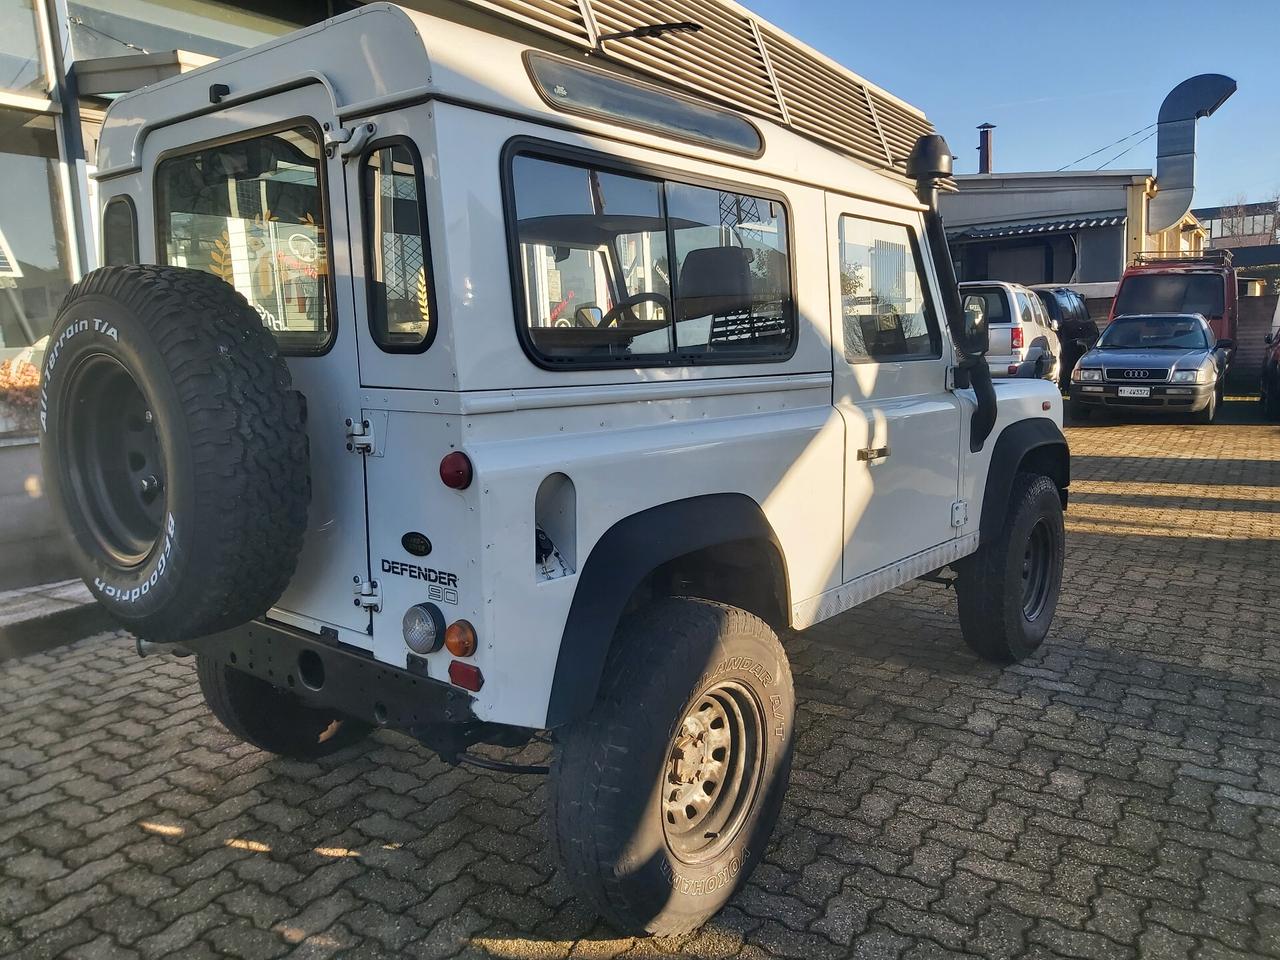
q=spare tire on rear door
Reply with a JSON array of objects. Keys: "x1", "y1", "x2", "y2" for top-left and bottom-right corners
[{"x1": 40, "y1": 265, "x2": 310, "y2": 642}]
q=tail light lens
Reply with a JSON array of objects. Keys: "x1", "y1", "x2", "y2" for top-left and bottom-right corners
[
  {"x1": 1010, "y1": 327, "x2": 1024, "y2": 350},
  {"x1": 439, "y1": 451, "x2": 473, "y2": 490},
  {"x1": 444, "y1": 619, "x2": 477, "y2": 657}
]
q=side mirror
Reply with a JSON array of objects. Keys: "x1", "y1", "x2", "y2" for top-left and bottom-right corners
[
  {"x1": 957, "y1": 294, "x2": 990, "y2": 356},
  {"x1": 1074, "y1": 338, "x2": 1091, "y2": 352},
  {"x1": 1266, "y1": 333, "x2": 1275, "y2": 345},
  {"x1": 575, "y1": 305, "x2": 604, "y2": 327}
]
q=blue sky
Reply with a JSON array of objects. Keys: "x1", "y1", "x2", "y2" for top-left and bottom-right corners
[{"x1": 741, "y1": 0, "x2": 1278, "y2": 207}]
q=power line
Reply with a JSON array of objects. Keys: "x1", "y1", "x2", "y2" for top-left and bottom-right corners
[
  {"x1": 1055, "y1": 123, "x2": 1156, "y2": 172},
  {"x1": 1095, "y1": 130, "x2": 1157, "y2": 170}
]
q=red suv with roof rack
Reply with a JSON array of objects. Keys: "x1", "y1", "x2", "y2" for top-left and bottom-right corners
[{"x1": 1110, "y1": 251, "x2": 1237, "y2": 364}]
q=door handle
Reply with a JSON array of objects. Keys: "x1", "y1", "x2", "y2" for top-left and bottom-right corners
[{"x1": 857, "y1": 445, "x2": 891, "y2": 462}]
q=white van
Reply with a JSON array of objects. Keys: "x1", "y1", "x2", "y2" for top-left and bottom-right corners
[{"x1": 39, "y1": 0, "x2": 1068, "y2": 935}]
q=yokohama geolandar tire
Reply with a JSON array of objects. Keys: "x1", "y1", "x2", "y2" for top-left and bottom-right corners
[
  {"x1": 40, "y1": 265, "x2": 310, "y2": 642},
  {"x1": 955, "y1": 472, "x2": 1065, "y2": 664},
  {"x1": 196, "y1": 656, "x2": 371, "y2": 759},
  {"x1": 550, "y1": 598, "x2": 796, "y2": 936}
]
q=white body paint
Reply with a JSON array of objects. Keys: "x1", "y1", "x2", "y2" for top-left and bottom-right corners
[{"x1": 94, "y1": 3, "x2": 1061, "y2": 729}]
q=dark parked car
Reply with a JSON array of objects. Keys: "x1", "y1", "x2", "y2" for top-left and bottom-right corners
[
  {"x1": 1069, "y1": 313, "x2": 1230, "y2": 423},
  {"x1": 1032, "y1": 286, "x2": 1100, "y2": 389}
]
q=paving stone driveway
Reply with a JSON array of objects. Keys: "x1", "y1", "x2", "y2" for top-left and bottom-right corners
[{"x1": 2, "y1": 403, "x2": 1279, "y2": 960}]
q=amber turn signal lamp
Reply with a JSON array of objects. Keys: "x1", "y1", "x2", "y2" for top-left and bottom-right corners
[
  {"x1": 448, "y1": 661, "x2": 484, "y2": 691},
  {"x1": 444, "y1": 619, "x2": 477, "y2": 657},
  {"x1": 439, "y1": 451, "x2": 473, "y2": 489}
]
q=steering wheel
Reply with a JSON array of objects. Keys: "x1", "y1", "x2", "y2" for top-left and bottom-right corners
[{"x1": 598, "y1": 292, "x2": 673, "y2": 330}]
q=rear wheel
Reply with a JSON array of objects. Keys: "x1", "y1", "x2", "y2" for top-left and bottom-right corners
[
  {"x1": 551, "y1": 598, "x2": 795, "y2": 936},
  {"x1": 955, "y1": 473, "x2": 1064, "y2": 663},
  {"x1": 196, "y1": 656, "x2": 371, "y2": 759}
]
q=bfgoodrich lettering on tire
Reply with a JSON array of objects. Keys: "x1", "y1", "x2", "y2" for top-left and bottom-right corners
[
  {"x1": 550, "y1": 598, "x2": 795, "y2": 936},
  {"x1": 955, "y1": 472, "x2": 1065, "y2": 663},
  {"x1": 40, "y1": 265, "x2": 310, "y2": 641}
]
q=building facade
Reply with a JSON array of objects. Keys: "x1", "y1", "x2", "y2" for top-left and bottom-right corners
[
  {"x1": 0, "y1": 0, "x2": 361, "y2": 439},
  {"x1": 941, "y1": 170, "x2": 1206, "y2": 288},
  {"x1": 1193, "y1": 201, "x2": 1279, "y2": 250}
]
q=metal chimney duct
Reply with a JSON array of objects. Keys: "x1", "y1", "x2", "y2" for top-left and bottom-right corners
[
  {"x1": 1148, "y1": 74, "x2": 1236, "y2": 232},
  {"x1": 977, "y1": 123, "x2": 995, "y2": 174}
]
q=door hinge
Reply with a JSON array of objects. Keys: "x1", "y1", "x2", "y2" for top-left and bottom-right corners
[
  {"x1": 352, "y1": 576, "x2": 382, "y2": 613},
  {"x1": 324, "y1": 121, "x2": 376, "y2": 160},
  {"x1": 345, "y1": 416, "x2": 375, "y2": 456},
  {"x1": 951, "y1": 500, "x2": 969, "y2": 528}
]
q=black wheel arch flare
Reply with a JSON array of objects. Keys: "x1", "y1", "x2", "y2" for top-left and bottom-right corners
[
  {"x1": 545, "y1": 493, "x2": 789, "y2": 728},
  {"x1": 979, "y1": 418, "x2": 1070, "y2": 544}
]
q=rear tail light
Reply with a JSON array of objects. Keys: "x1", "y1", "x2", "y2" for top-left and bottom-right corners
[
  {"x1": 448, "y1": 661, "x2": 484, "y2": 691},
  {"x1": 439, "y1": 451, "x2": 473, "y2": 490},
  {"x1": 1010, "y1": 327, "x2": 1024, "y2": 349},
  {"x1": 402, "y1": 603, "x2": 445, "y2": 654},
  {"x1": 1008, "y1": 365, "x2": 1019, "y2": 375}
]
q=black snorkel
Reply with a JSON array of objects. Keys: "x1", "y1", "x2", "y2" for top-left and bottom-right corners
[{"x1": 906, "y1": 134, "x2": 997, "y2": 452}]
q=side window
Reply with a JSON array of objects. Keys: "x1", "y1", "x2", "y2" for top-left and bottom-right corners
[
  {"x1": 837, "y1": 215, "x2": 941, "y2": 362},
  {"x1": 509, "y1": 152, "x2": 794, "y2": 366},
  {"x1": 666, "y1": 183, "x2": 791, "y2": 356},
  {"x1": 155, "y1": 125, "x2": 331, "y2": 353},
  {"x1": 102, "y1": 197, "x2": 137, "y2": 266},
  {"x1": 1016, "y1": 291, "x2": 1036, "y2": 325},
  {"x1": 361, "y1": 141, "x2": 434, "y2": 352}
]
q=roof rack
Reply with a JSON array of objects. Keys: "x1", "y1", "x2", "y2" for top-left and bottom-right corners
[
  {"x1": 455, "y1": 0, "x2": 937, "y2": 177},
  {"x1": 1132, "y1": 249, "x2": 1234, "y2": 267}
]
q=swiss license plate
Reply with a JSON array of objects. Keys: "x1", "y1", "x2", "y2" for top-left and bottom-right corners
[{"x1": 1118, "y1": 386, "x2": 1151, "y2": 398}]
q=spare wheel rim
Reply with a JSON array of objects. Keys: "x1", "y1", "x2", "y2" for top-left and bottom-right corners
[{"x1": 61, "y1": 353, "x2": 168, "y2": 568}]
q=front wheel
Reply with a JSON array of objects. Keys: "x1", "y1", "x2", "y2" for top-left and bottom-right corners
[
  {"x1": 955, "y1": 473, "x2": 1065, "y2": 664},
  {"x1": 1194, "y1": 384, "x2": 1220, "y2": 424},
  {"x1": 1266, "y1": 377, "x2": 1280, "y2": 421},
  {"x1": 550, "y1": 598, "x2": 795, "y2": 936}
]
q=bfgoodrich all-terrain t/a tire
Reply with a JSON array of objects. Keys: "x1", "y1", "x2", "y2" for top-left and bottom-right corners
[
  {"x1": 40, "y1": 265, "x2": 310, "y2": 642},
  {"x1": 196, "y1": 656, "x2": 371, "y2": 759},
  {"x1": 955, "y1": 472, "x2": 1065, "y2": 664},
  {"x1": 551, "y1": 598, "x2": 796, "y2": 936}
]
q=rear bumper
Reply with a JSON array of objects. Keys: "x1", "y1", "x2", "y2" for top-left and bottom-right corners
[
  {"x1": 188, "y1": 619, "x2": 476, "y2": 732},
  {"x1": 1070, "y1": 381, "x2": 1214, "y2": 411}
]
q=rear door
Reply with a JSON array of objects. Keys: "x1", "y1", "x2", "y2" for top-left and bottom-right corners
[{"x1": 147, "y1": 86, "x2": 373, "y2": 643}]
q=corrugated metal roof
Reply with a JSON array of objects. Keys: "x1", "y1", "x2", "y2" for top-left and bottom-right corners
[{"x1": 950, "y1": 214, "x2": 1125, "y2": 241}]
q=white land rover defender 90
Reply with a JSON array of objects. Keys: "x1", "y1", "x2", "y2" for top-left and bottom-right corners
[{"x1": 40, "y1": 0, "x2": 1068, "y2": 935}]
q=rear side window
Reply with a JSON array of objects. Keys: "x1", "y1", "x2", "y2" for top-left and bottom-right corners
[
  {"x1": 361, "y1": 141, "x2": 435, "y2": 352},
  {"x1": 155, "y1": 125, "x2": 331, "y2": 353},
  {"x1": 1016, "y1": 292, "x2": 1036, "y2": 324},
  {"x1": 102, "y1": 197, "x2": 137, "y2": 266},
  {"x1": 508, "y1": 151, "x2": 793, "y2": 367},
  {"x1": 837, "y1": 216, "x2": 941, "y2": 362}
]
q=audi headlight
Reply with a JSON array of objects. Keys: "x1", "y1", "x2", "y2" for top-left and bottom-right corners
[
  {"x1": 1170, "y1": 369, "x2": 1202, "y2": 384},
  {"x1": 1075, "y1": 368, "x2": 1102, "y2": 382}
]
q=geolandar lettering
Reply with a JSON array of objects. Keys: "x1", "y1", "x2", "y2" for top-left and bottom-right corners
[{"x1": 51, "y1": 0, "x2": 1069, "y2": 939}]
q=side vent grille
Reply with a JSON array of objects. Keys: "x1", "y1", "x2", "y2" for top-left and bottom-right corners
[
  {"x1": 444, "y1": 0, "x2": 937, "y2": 176},
  {"x1": 759, "y1": 26, "x2": 889, "y2": 167},
  {"x1": 469, "y1": 0, "x2": 593, "y2": 43},
  {"x1": 590, "y1": 0, "x2": 785, "y2": 122}
]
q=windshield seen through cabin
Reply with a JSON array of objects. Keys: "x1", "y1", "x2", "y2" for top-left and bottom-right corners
[{"x1": 1097, "y1": 316, "x2": 1210, "y2": 350}]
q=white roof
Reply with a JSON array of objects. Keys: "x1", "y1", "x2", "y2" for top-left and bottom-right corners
[{"x1": 96, "y1": 2, "x2": 927, "y2": 209}]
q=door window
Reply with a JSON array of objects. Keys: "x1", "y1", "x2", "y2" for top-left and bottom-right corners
[
  {"x1": 361, "y1": 140, "x2": 435, "y2": 352},
  {"x1": 155, "y1": 125, "x2": 331, "y2": 353},
  {"x1": 508, "y1": 151, "x2": 794, "y2": 366},
  {"x1": 837, "y1": 216, "x2": 940, "y2": 362}
]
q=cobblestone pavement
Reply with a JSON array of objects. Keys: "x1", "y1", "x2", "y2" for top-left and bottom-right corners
[{"x1": 3, "y1": 402, "x2": 1279, "y2": 959}]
